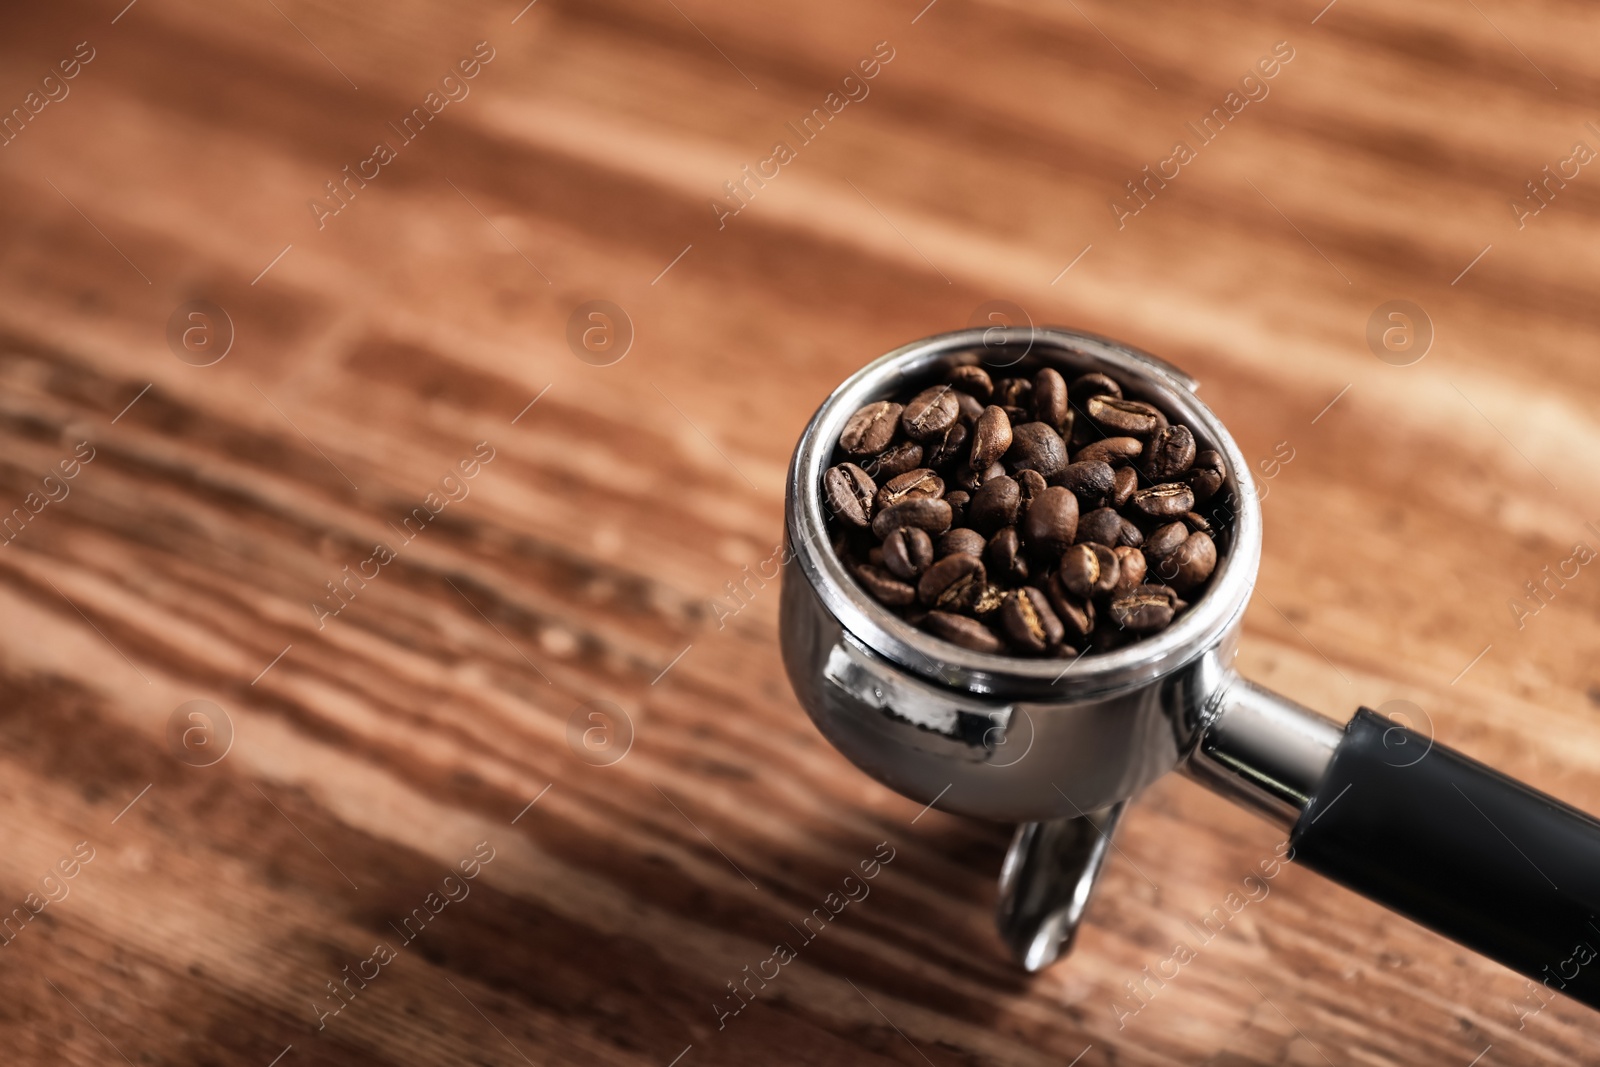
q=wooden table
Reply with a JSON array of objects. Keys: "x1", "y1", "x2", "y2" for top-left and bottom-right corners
[{"x1": 2, "y1": 0, "x2": 1597, "y2": 1063}]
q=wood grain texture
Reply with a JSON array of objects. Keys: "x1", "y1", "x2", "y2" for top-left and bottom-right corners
[{"x1": 1, "y1": 0, "x2": 1598, "y2": 1063}]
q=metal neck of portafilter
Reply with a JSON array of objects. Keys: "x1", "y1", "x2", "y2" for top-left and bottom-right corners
[{"x1": 1182, "y1": 675, "x2": 1345, "y2": 827}]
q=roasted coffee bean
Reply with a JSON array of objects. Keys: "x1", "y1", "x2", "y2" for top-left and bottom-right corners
[
  {"x1": 1068, "y1": 411, "x2": 1099, "y2": 450},
  {"x1": 950, "y1": 463, "x2": 980, "y2": 493},
  {"x1": 1142, "y1": 521, "x2": 1189, "y2": 562},
  {"x1": 1074, "y1": 437, "x2": 1143, "y2": 465},
  {"x1": 1111, "y1": 465, "x2": 1139, "y2": 507},
  {"x1": 945, "y1": 490, "x2": 969, "y2": 527},
  {"x1": 1131, "y1": 482, "x2": 1195, "y2": 518},
  {"x1": 955, "y1": 460, "x2": 1005, "y2": 492},
  {"x1": 938, "y1": 527, "x2": 987, "y2": 558},
  {"x1": 1054, "y1": 460, "x2": 1115, "y2": 504},
  {"x1": 917, "y1": 552, "x2": 986, "y2": 608},
  {"x1": 1019, "y1": 486, "x2": 1079, "y2": 555},
  {"x1": 870, "y1": 497, "x2": 953, "y2": 538},
  {"x1": 1000, "y1": 586, "x2": 1065, "y2": 653},
  {"x1": 994, "y1": 377, "x2": 1032, "y2": 409},
  {"x1": 1157, "y1": 530, "x2": 1216, "y2": 592},
  {"x1": 1182, "y1": 510, "x2": 1212, "y2": 535},
  {"x1": 925, "y1": 421, "x2": 969, "y2": 467},
  {"x1": 1090, "y1": 627, "x2": 1132, "y2": 653},
  {"x1": 1070, "y1": 372, "x2": 1121, "y2": 403},
  {"x1": 985, "y1": 526, "x2": 1028, "y2": 584},
  {"x1": 1086, "y1": 395, "x2": 1165, "y2": 436},
  {"x1": 970, "y1": 405, "x2": 1013, "y2": 468},
  {"x1": 1186, "y1": 450, "x2": 1226, "y2": 502},
  {"x1": 1006, "y1": 422, "x2": 1070, "y2": 479},
  {"x1": 1188, "y1": 472, "x2": 1225, "y2": 506},
  {"x1": 1045, "y1": 574, "x2": 1095, "y2": 637},
  {"x1": 940, "y1": 489, "x2": 966, "y2": 527},
  {"x1": 1058, "y1": 542, "x2": 1120, "y2": 597},
  {"x1": 1075, "y1": 507, "x2": 1124, "y2": 548},
  {"x1": 937, "y1": 570, "x2": 991, "y2": 615},
  {"x1": 1033, "y1": 368, "x2": 1070, "y2": 431},
  {"x1": 867, "y1": 545, "x2": 884, "y2": 566},
  {"x1": 968, "y1": 475, "x2": 1021, "y2": 534},
  {"x1": 1094, "y1": 630, "x2": 1132, "y2": 655},
  {"x1": 883, "y1": 526, "x2": 934, "y2": 580},
  {"x1": 901, "y1": 386, "x2": 961, "y2": 441},
  {"x1": 1108, "y1": 584, "x2": 1180, "y2": 632},
  {"x1": 876, "y1": 468, "x2": 945, "y2": 512},
  {"x1": 863, "y1": 441, "x2": 924, "y2": 481},
  {"x1": 855, "y1": 564, "x2": 916, "y2": 606},
  {"x1": 1116, "y1": 518, "x2": 1145, "y2": 547},
  {"x1": 1112, "y1": 545, "x2": 1146, "y2": 594},
  {"x1": 969, "y1": 582, "x2": 1007, "y2": 619},
  {"x1": 824, "y1": 463, "x2": 876, "y2": 528},
  {"x1": 955, "y1": 391, "x2": 985, "y2": 426},
  {"x1": 1015, "y1": 469, "x2": 1047, "y2": 510},
  {"x1": 922, "y1": 611, "x2": 1004, "y2": 653},
  {"x1": 947, "y1": 364, "x2": 993, "y2": 400},
  {"x1": 1001, "y1": 405, "x2": 1030, "y2": 425},
  {"x1": 841, "y1": 401, "x2": 903, "y2": 456},
  {"x1": 1143, "y1": 424, "x2": 1196, "y2": 480}
]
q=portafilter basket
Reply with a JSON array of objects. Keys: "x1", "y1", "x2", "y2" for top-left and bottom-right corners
[{"x1": 780, "y1": 326, "x2": 1600, "y2": 1001}]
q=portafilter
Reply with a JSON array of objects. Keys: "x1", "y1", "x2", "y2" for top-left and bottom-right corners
[{"x1": 780, "y1": 326, "x2": 1600, "y2": 1006}]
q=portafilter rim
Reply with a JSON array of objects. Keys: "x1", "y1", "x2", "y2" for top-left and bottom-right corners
[{"x1": 785, "y1": 326, "x2": 1263, "y2": 700}]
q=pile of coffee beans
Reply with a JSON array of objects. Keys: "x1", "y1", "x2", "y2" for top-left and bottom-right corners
[{"x1": 823, "y1": 362, "x2": 1229, "y2": 656}]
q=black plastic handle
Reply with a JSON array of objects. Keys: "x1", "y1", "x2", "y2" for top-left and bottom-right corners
[{"x1": 1291, "y1": 708, "x2": 1600, "y2": 1008}]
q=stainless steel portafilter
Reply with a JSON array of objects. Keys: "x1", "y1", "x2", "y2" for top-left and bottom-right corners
[{"x1": 780, "y1": 327, "x2": 1600, "y2": 1005}]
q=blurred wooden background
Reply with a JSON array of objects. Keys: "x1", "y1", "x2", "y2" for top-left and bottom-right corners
[{"x1": 1, "y1": 0, "x2": 1597, "y2": 1063}]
